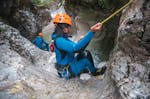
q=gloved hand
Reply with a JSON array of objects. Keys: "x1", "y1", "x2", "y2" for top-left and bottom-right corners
[{"x1": 90, "y1": 23, "x2": 102, "y2": 33}]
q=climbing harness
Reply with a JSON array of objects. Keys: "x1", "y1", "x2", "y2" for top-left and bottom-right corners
[
  {"x1": 100, "y1": 0, "x2": 133, "y2": 24},
  {"x1": 56, "y1": 64, "x2": 74, "y2": 80},
  {"x1": 57, "y1": 64, "x2": 70, "y2": 79}
]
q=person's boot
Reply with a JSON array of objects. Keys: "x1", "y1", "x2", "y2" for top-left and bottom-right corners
[{"x1": 92, "y1": 66, "x2": 107, "y2": 76}]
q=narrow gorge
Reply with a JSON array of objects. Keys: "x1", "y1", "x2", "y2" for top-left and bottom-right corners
[{"x1": 0, "y1": 0, "x2": 149, "y2": 99}]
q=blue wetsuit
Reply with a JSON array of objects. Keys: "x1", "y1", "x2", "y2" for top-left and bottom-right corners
[
  {"x1": 33, "y1": 36, "x2": 49, "y2": 51},
  {"x1": 53, "y1": 31, "x2": 97, "y2": 79}
]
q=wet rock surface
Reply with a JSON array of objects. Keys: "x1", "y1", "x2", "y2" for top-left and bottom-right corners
[
  {"x1": 0, "y1": 0, "x2": 51, "y2": 40},
  {"x1": 0, "y1": 22, "x2": 112, "y2": 99},
  {"x1": 110, "y1": 0, "x2": 150, "y2": 98},
  {"x1": 65, "y1": 0, "x2": 133, "y2": 61}
]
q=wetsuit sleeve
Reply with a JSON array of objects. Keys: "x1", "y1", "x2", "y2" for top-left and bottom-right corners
[
  {"x1": 56, "y1": 31, "x2": 94, "y2": 52},
  {"x1": 32, "y1": 37, "x2": 37, "y2": 44},
  {"x1": 43, "y1": 39, "x2": 48, "y2": 45}
]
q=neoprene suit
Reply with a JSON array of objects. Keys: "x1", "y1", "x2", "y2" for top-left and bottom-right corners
[
  {"x1": 53, "y1": 31, "x2": 97, "y2": 79},
  {"x1": 33, "y1": 36, "x2": 49, "y2": 51}
]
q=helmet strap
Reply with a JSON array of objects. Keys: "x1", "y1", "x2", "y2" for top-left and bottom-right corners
[{"x1": 54, "y1": 23, "x2": 70, "y2": 38}]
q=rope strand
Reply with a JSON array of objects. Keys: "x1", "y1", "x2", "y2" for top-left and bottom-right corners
[{"x1": 100, "y1": 0, "x2": 133, "y2": 24}]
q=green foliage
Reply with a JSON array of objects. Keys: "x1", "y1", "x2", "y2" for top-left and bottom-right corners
[
  {"x1": 0, "y1": 27, "x2": 6, "y2": 33},
  {"x1": 31, "y1": 0, "x2": 56, "y2": 7}
]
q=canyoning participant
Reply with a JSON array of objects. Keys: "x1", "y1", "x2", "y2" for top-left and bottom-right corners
[
  {"x1": 52, "y1": 13, "x2": 107, "y2": 79},
  {"x1": 33, "y1": 32, "x2": 49, "y2": 51}
]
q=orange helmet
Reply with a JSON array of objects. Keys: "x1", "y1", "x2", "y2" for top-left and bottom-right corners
[
  {"x1": 38, "y1": 33, "x2": 43, "y2": 37},
  {"x1": 53, "y1": 13, "x2": 72, "y2": 26}
]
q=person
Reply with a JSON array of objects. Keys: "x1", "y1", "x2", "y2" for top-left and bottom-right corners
[
  {"x1": 51, "y1": 13, "x2": 107, "y2": 80},
  {"x1": 33, "y1": 32, "x2": 49, "y2": 51}
]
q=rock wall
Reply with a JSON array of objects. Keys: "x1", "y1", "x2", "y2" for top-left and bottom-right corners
[
  {"x1": 65, "y1": 0, "x2": 126, "y2": 11},
  {"x1": 0, "y1": 0, "x2": 51, "y2": 40},
  {"x1": 0, "y1": 21, "x2": 114, "y2": 99},
  {"x1": 110, "y1": 0, "x2": 150, "y2": 98},
  {"x1": 0, "y1": 0, "x2": 149, "y2": 99},
  {"x1": 65, "y1": 0, "x2": 124, "y2": 61}
]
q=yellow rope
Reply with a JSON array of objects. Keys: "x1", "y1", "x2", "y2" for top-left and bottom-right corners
[{"x1": 100, "y1": 0, "x2": 133, "y2": 24}]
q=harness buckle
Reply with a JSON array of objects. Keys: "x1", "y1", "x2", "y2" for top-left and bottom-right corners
[{"x1": 56, "y1": 64, "x2": 71, "y2": 80}]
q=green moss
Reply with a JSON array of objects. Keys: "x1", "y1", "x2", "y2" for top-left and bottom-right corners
[
  {"x1": 98, "y1": 0, "x2": 110, "y2": 8},
  {"x1": 98, "y1": 0, "x2": 119, "y2": 10},
  {"x1": 31, "y1": 0, "x2": 56, "y2": 7}
]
